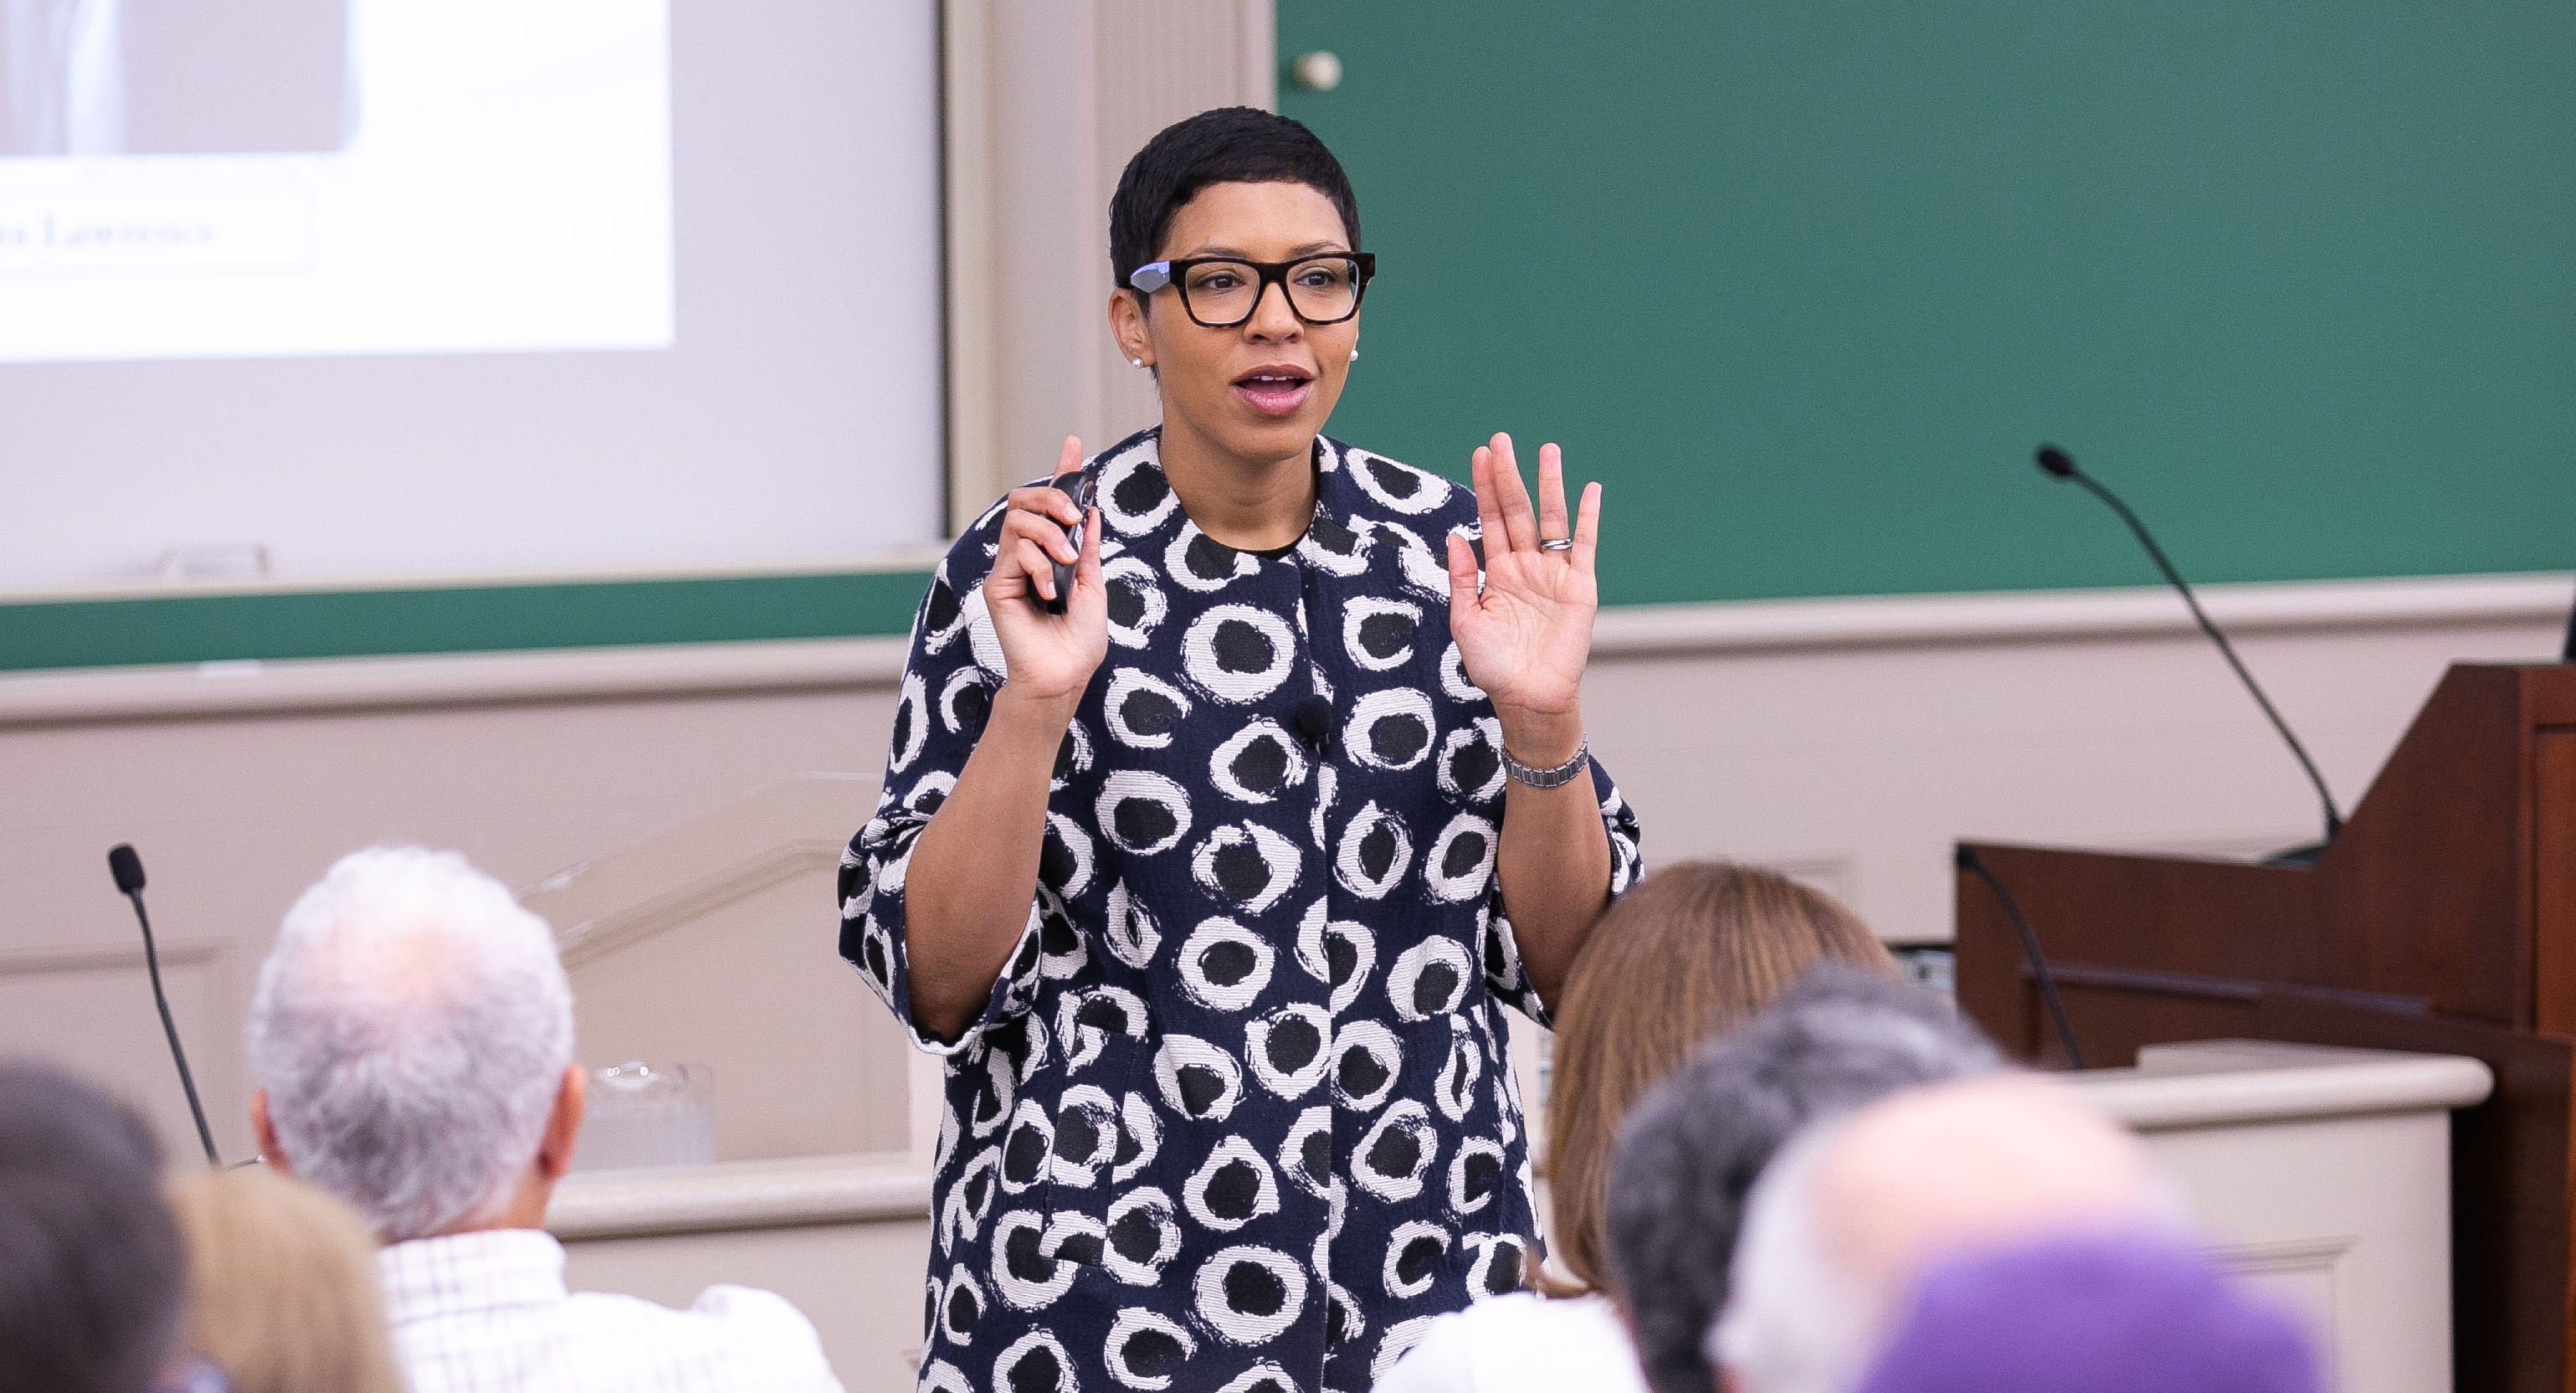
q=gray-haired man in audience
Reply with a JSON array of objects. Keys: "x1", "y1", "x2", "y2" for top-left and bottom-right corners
[
  {"x1": 1711, "y1": 1073, "x2": 2201, "y2": 1393},
  {"x1": 248, "y1": 846, "x2": 844, "y2": 1393},
  {"x1": 1605, "y1": 964, "x2": 2002, "y2": 1393}
]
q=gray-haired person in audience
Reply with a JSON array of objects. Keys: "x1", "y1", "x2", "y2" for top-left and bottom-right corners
[
  {"x1": 1711, "y1": 1073, "x2": 2235, "y2": 1393},
  {"x1": 246, "y1": 846, "x2": 845, "y2": 1393},
  {"x1": 1604, "y1": 964, "x2": 2002, "y2": 1393},
  {"x1": 0, "y1": 1061, "x2": 191, "y2": 1393}
]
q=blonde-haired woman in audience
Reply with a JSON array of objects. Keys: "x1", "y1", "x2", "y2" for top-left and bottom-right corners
[
  {"x1": 1378, "y1": 861, "x2": 1897, "y2": 1393},
  {"x1": 165, "y1": 1166, "x2": 406, "y2": 1393}
]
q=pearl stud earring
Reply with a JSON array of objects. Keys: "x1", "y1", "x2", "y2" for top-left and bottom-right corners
[
  {"x1": 1129, "y1": 357, "x2": 1143, "y2": 368},
  {"x1": 1349, "y1": 347, "x2": 1359, "y2": 362}
]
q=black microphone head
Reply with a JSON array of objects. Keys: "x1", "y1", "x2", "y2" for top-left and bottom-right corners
[
  {"x1": 1291, "y1": 694, "x2": 1334, "y2": 750},
  {"x1": 108, "y1": 844, "x2": 146, "y2": 895},
  {"x1": 2035, "y1": 444, "x2": 2077, "y2": 479},
  {"x1": 1953, "y1": 844, "x2": 1978, "y2": 871}
]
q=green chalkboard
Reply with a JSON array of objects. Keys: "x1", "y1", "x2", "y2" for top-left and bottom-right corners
[
  {"x1": 16, "y1": 5, "x2": 2571, "y2": 673},
  {"x1": 1279, "y1": 1, "x2": 2576, "y2": 606}
]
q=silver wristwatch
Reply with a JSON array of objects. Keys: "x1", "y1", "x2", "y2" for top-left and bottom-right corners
[{"x1": 1501, "y1": 737, "x2": 1590, "y2": 789}]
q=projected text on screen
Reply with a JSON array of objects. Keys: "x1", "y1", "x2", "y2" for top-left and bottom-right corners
[{"x1": 0, "y1": 0, "x2": 674, "y2": 363}]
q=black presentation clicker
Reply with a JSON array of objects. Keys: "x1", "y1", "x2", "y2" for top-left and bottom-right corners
[{"x1": 1043, "y1": 472, "x2": 1095, "y2": 616}]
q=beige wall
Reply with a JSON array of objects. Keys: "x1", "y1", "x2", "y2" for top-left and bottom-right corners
[
  {"x1": 3, "y1": 573, "x2": 2563, "y2": 1165},
  {"x1": 944, "y1": 0, "x2": 1277, "y2": 525}
]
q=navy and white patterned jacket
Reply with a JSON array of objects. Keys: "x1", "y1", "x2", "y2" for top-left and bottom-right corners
[{"x1": 839, "y1": 428, "x2": 1643, "y2": 1393}]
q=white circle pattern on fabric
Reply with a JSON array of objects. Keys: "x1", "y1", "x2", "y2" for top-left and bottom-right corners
[
  {"x1": 1102, "y1": 1186, "x2": 1182, "y2": 1285},
  {"x1": 1104, "y1": 668, "x2": 1193, "y2": 750},
  {"x1": 1244, "y1": 1003, "x2": 1333, "y2": 1099},
  {"x1": 990, "y1": 1211, "x2": 1076, "y2": 1310},
  {"x1": 1387, "y1": 938, "x2": 1474, "y2": 1022},
  {"x1": 997, "y1": 1098, "x2": 1052, "y2": 1195},
  {"x1": 1193, "y1": 1245, "x2": 1309, "y2": 1346},
  {"x1": 1102, "y1": 554, "x2": 1170, "y2": 650},
  {"x1": 1113, "y1": 1092, "x2": 1162, "y2": 1185},
  {"x1": 1179, "y1": 604, "x2": 1296, "y2": 704},
  {"x1": 1040, "y1": 811, "x2": 1096, "y2": 898},
  {"x1": 1398, "y1": 539, "x2": 1457, "y2": 602},
  {"x1": 1102, "y1": 879, "x2": 1161, "y2": 969},
  {"x1": 941, "y1": 1266, "x2": 986, "y2": 1347},
  {"x1": 1381, "y1": 1221, "x2": 1451, "y2": 1300},
  {"x1": 1176, "y1": 916, "x2": 1275, "y2": 1012},
  {"x1": 1154, "y1": 1034, "x2": 1244, "y2": 1122},
  {"x1": 1048, "y1": 718, "x2": 1094, "y2": 793},
  {"x1": 963, "y1": 583, "x2": 1008, "y2": 680},
  {"x1": 1423, "y1": 812, "x2": 1500, "y2": 903},
  {"x1": 1434, "y1": 1015, "x2": 1485, "y2": 1123},
  {"x1": 1183, "y1": 1134, "x2": 1283, "y2": 1233},
  {"x1": 1209, "y1": 719, "x2": 1308, "y2": 804},
  {"x1": 919, "y1": 563, "x2": 972, "y2": 654},
  {"x1": 1340, "y1": 596, "x2": 1422, "y2": 671},
  {"x1": 1333, "y1": 801, "x2": 1414, "y2": 900},
  {"x1": 1189, "y1": 822, "x2": 1301, "y2": 915},
  {"x1": 1352, "y1": 1099, "x2": 1439, "y2": 1203},
  {"x1": 1099, "y1": 446, "x2": 1181, "y2": 533},
  {"x1": 1167, "y1": 522, "x2": 1260, "y2": 594},
  {"x1": 1462, "y1": 1231, "x2": 1527, "y2": 1301},
  {"x1": 991, "y1": 1329, "x2": 1077, "y2": 1391},
  {"x1": 1096, "y1": 770, "x2": 1193, "y2": 856},
  {"x1": 1331, "y1": 1020, "x2": 1404, "y2": 1112},
  {"x1": 1346, "y1": 687, "x2": 1438, "y2": 772},
  {"x1": 1049, "y1": 1084, "x2": 1121, "y2": 1189},
  {"x1": 1347, "y1": 450, "x2": 1452, "y2": 515},
  {"x1": 1447, "y1": 1137, "x2": 1506, "y2": 1217},
  {"x1": 939, "y1": 666, "x2": 992, "y2": 735},
  {"x1": 1280, "y1": 1104, "x2": 1335, "y2": 1199},
  {"x1": 1435, "y1": 719, "x2": 1507, "y2": 803},
  {"x1": 1104, "y1": 1308, "x2": 1197, "y2": 1390},
  {"x1": 890, "y1": 671, "x2": 930, "y2": 774}
]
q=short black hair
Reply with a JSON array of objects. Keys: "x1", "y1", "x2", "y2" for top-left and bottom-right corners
[
  {"x1": 0, "y1": 1061, "x2": 188, "y2": 1393},
  {"x1": 1603, "y1": 965, "x2": 2003, "y2": 1393},
  {"x1": 1108, "y1": 106, "x2": 1361, "y2": 293}
]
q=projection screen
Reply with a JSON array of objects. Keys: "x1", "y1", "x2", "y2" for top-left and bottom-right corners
[{"x1": 0, "y1": 0, "x2": 943, "y2": 589}]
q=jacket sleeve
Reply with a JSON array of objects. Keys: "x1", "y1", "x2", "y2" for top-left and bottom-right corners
[
  {"x1": 836, "y1": 506, "x2": 1055, "y2": 1054},
  {"x1": 1480, "y1": 756, "x2": 1643, "y2": 1031}
]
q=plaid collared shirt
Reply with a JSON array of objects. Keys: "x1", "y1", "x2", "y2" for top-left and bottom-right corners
[{"x1": 378, "y1": 1229, "x2": 845, "y2": 1393}]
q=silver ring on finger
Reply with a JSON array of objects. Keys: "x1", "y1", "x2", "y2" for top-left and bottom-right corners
[{"x1": 1540, "y1": 537, "x2": 1574, "y2": 553}]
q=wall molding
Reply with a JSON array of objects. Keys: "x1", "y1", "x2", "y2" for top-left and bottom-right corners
[
  {"x1": 3, "y1": 571, "x2": 2561, "y2": 729},
  {"x1": 548, "y1": 1151, "x2": 931, "y2": 1240}
]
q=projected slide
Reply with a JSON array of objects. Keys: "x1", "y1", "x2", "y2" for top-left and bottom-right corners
[{"x1": 0, "y1": 0, "x2": 672, "y2": 363}]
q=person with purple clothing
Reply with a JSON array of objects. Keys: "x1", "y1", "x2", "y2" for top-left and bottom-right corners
[{"x1": 1852, "y1": 1231, "x2": 2322, "y2": 1393}]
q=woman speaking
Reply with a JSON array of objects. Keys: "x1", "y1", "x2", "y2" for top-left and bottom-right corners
[{"x1": 839, "y1": 107, "x2": 1641, "y2": 1393}]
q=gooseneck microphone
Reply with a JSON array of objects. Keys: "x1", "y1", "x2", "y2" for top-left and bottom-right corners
[
  {"x1": 1956, "y1": 845, "x2": 2085, "y2": 1070},
  {"x1": 107, "y1": 845, "x2": 220, "y2": 1166},
  {"x1": 2036, "y1": 445, "x2": 2344, "y2": 858}
]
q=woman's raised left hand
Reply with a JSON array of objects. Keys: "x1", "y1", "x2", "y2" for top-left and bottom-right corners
[{"x1": 1445, "y1": 433, "x2": 1603, "y2": 732}]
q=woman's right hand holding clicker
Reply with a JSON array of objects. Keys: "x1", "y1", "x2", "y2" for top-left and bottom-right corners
[{"x1": 984, "y1": 435, "x2": 1109, "y2": 710}]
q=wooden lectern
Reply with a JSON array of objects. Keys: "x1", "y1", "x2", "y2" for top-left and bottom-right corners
[{"x1": 1956, "y1": 662, "x2": 2576, "y2": 1393}]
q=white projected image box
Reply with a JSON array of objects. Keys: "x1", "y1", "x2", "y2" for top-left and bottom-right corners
[{"x1": 0, "y1": 0, "x2": 673, "y2": 363}]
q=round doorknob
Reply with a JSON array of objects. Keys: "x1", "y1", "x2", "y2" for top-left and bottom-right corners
[{"x1": 1291, "y1": 50, "x2": 1342, "y2": 92}]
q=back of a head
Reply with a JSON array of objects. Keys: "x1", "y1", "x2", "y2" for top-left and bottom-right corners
[
  {"x1": 1716, "y1": 1075, "x2": 2173, "y2": 1393},
  {"x1": 1604, "y1": 964, "x2": 2000, "y2": 1393},
  {"x1": 167, "y1": 1167, "x2": 407, "y2": 1393},
  {"x1": 248, "y1": 846, "x2": 574, "y2": 1241},
  {"x1": 0, "y1": 1061, "x2": 187, "y2": 1393},
  {"x1": 1547, "y1": 862, "x2": 1896, "y2": 1293},
  {"x1": 1853, "y1": 1232, "x2": 2322, "y2": 1393}
]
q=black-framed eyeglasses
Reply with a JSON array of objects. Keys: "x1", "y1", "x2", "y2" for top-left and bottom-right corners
[{"x1": 1126, "y1": 253, "x2": 1374, "y2": 328}]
